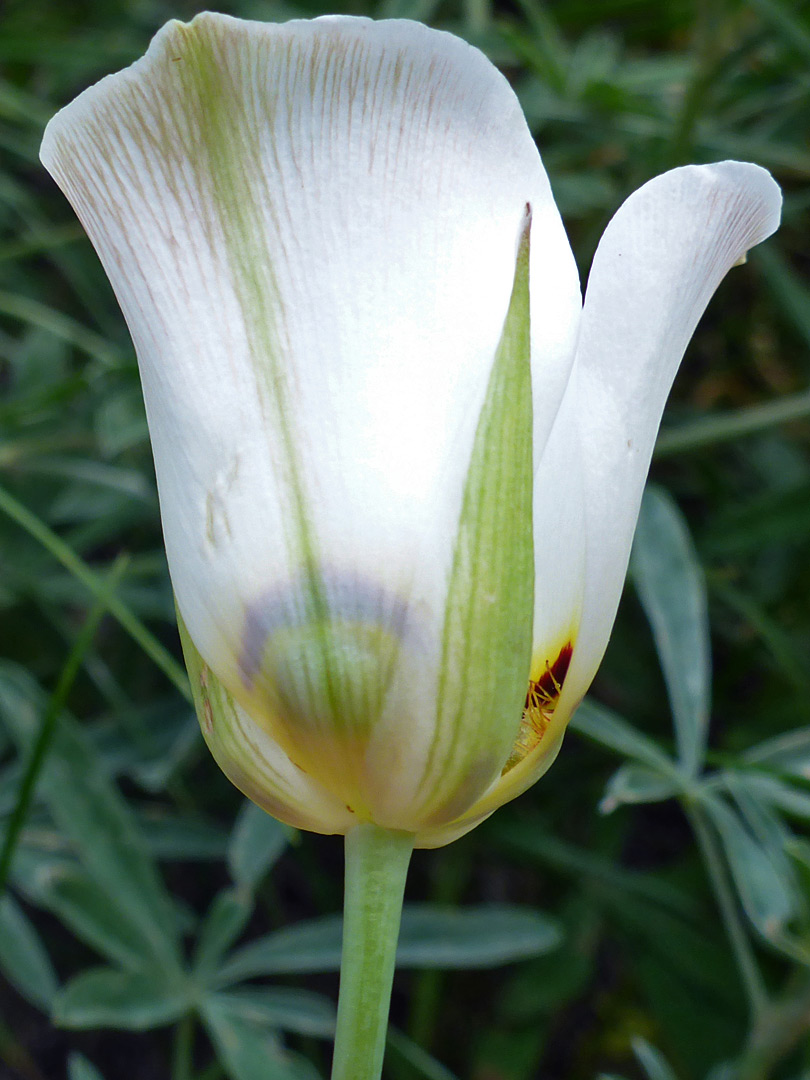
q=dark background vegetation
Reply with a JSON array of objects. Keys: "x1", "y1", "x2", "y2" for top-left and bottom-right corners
[{"x1": 1, "y1": 0, "x2": 809, "y2": 1078}]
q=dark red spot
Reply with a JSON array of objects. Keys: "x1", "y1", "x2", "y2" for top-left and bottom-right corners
[{"x1": 533, "y1": 641, "x2": 573, "y2": 699}]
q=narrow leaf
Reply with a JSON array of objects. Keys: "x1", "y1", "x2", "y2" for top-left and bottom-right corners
[
  {"x1": 387, "y1": 1027, "x2": 459, "y2": 1080},
  {"x1": 227, "y1": 801, "x2": 291, "y2": 891},
  {"x1": 0, "y1": 894, "x2": 58, "y2": 1010},
  {"x1": 599, "y1": 764, "x2": 680, "y2": 814},
  {"x1": 571, "y1": 698, "x2": 675, "y2": 772},
  {"x1": 703, "y1": 795, "x2": 797, "y2": 945},
  {"x1": 194, "y1": 887, "x2": 254, "y2": 979},
  {"x1": 217, "y1": 904, "x2": 561, "y2": 983},
  {"x1": 68, "y1": 1054, "x2": 106, "y2": 1080},
  {"x1": 207, "y1": 988, "x2": 336, "y2": 1039},
  {"x1": 53, "y1": 966, "x2": 190, "y2": 1031},
  {"x1": 202, "y1": 998, "x2": 322, "y2": 1080},
  {"x1": 631, "y1": 485, "x2": 710, "y2": 775},
  {"x1": 632, "y1": 1038, "x2": 680, "y2": 1080}
]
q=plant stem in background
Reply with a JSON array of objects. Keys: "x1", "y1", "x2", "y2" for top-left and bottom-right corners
[
  {"x1": 0, "y1": 553, "x2": 129, "y2": 895},
  {"x1": 408, "y1": 843, "x2": 470, "y2": 1053},
  {"x1": 0, "y1": 482, "x2": 191, "y2": 701},
  {"x1": 740, "y1": 977, "x2": 810, "y2": 1080},
  {"x1": 654, "y1": 388, "x2": 810, "y2": 456},
  {"x1": 171, "y1": 1014, "x2": 195, "y2": 1080},
  {"x1": 331, "y1": 824, "x2": 415, "y2": 1080}
]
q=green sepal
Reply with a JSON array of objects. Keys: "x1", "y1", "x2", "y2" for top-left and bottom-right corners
[{"x1": 423, "y1": 208, "x2": 535, "y2": 822}]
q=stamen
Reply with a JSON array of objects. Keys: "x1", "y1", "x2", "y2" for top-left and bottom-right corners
[{"x1": 501, "y1": 642, "x2": 573, "y2": 774}]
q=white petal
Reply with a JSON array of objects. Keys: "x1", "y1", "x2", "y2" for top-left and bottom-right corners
[
  {"x1": 530, "y1": 367, "x2": 586, "y2": 687},
  {"x1": 569, "y1": 162, "x2": 781, "y2": 689},
  {"x1": 41, "y1": 13, "x2": 580, "y2": 823},
  {"x1": 179, "y1": 615, "x2": 356, "y2": 834}
]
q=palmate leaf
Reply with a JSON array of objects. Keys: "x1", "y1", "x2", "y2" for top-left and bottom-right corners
[
  {"x1": 0, "y1": 661, "x2": 182, "y2": 971},
  {"x1": 14, "y1": 853, "x2": 153, "y2": 971}
]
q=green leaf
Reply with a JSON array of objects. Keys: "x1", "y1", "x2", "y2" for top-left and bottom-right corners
[
  {"x1": 217, "y1": 904, "x2": 561, "y2": 983},
  {"x1": 599, "y1": 763, "x2": 681, "y2": 813},
  {"x1": 743, "y1": 726, "x2": 810, "y2": 780},
  {"x1": 194, "y1": 887, "x2": 254, "y2": 979},
  {"x1": 747, "y1": 0, "x2": 810, "y2": 62},
  {"x1": 53, "y1": 966, "x2": 191, "y2": 1031},
  {"x1": 631, "y1": 486, "x2": 710, "y2": 775},
  {"x1": 0, "y1": 662, "x2": 182, "y2": 969},
  {"x1": 396, "y1": 904, "x2": 562, "y2": 969},
  {"x1": 206, "y1": 987, "x2": 336, "y2": 1038},
  {"x1": 0, "y1": 484, "x2": 191, "y2": 700},
  {"x1": 386, "y1": 1027, "x2": 459, "y2": 1080},
  {"x1": 202, "y1": 998, "x2": 322, "y2": 1080},
  {"x1": 21, "y1": 858, "x2": 151, "y2": 970},
  {"x1": 227, "y1": 801, "x2": 291, "y2": 891},
  {"x1": 703, "y1": 795, "x2": 799, "y2": 949},
  {"x1": 426, "y1": 210, "x2": 534, "y2": 814},
  {"x1": 753, "y1": 245, "x2": 810, "y2": 351},
  {"x1": 493, "y1": 819, "x2": 699, "y2": 918},
  {"x1": 0, "y1": 894, "x2": 58, "y2": 1010},
  {"x1": 727, "y1": 771, "x2": 810, "y2": 824},
  {"x1": 570, "y1": 698, "x2": 675, "y2": 773},
  {"x1": 633, "y1": 1037, "x2": 680, "y2": 1080},
  {"x1": 67, "y1": 1053, "x2": 106, "y2": 1080},
  {"x1": 137, "y1": 808, "x2": 229, "y2": 862}
]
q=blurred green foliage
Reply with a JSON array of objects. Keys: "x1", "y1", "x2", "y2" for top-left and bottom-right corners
[{"x1": 1, "y1": 0, "x2": 809, "y2": 1078}]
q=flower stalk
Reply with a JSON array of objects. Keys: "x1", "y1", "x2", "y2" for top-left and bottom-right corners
[{"x1": 332, "y1": 825, "x2": 415, "y2": 1080}]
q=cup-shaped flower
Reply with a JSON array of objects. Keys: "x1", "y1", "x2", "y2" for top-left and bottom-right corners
[{"x1": 41, "y1": 13, "x2": 781, "y2": 848}]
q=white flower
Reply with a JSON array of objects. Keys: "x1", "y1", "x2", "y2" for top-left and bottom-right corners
[{"x1": 41, "y1": 13, "x2": 781, "y2": 847}]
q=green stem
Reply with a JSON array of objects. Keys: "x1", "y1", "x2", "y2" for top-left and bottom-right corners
[
  {"x1": 171, "y1": 1014, "x2": 194, "y2": 1080},
  {"x1": 654, "y1": 388, "x2": 810, "y2": 457},
  {"x1": 740, "y1": 977, "x2": 810, "y2": 1080},
  {"x1": 407, "y1": 845, "x2": 470, "y2": 1053},
  {"x1": 0, "y1": 482, "x2": 191, "y2": 702},
  {"x1": 0, "y1": 288, "x2": 123, "y2": 368},
  {"x1": 0, "y1": 554, "x2": 129, "y2": 895},
  {"x1": 331, "y1": 824, "x2": 415, "y2": 1080},
  {"x1": 688, "y1": 803, "x2": 768, "y2": 1022}
]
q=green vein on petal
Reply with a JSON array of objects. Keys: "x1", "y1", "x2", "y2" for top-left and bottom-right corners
[{"x1": 175, "y1": 17, "x2": 360, "y2": 742}]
